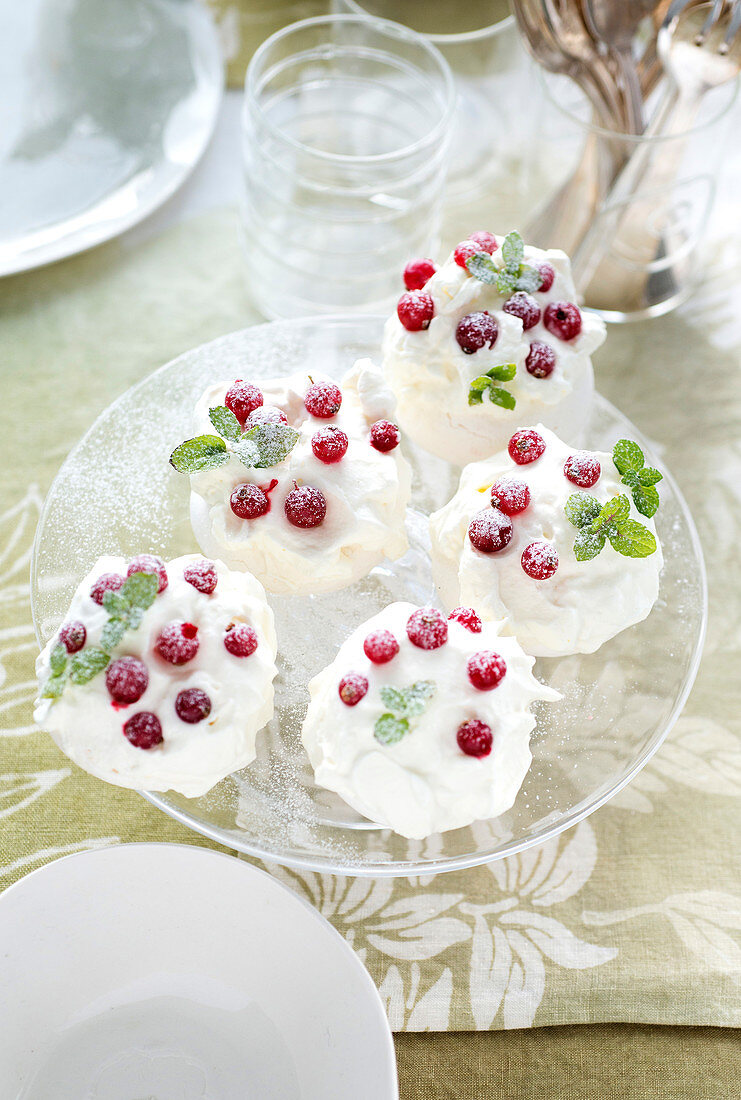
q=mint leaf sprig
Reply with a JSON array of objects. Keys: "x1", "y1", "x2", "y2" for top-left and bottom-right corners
[
  {"x1": 170, "y1": 406, "x2": 299, "y2": 474},
  {"x1": 612, "y1": 439, "x2": 663, "y2": 518},
  {"x1": 468, "y1": 363, "x2": 516, "y2": 410},
  {"x1": 40, "y1": 571, "x2": 159, "y2": 701},
  {"x1": 565, "y1": 492, "x2": 657, "y2": 561},
  {"x1": 374, "y1": 680, "x2": 436, "y2": 746},
  {"x1": 465, "y1": 231, "x2": 541, "y2": 297}
]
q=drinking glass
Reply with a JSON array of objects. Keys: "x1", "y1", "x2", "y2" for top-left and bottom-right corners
[{"x1": 241, "y1": 14, "x2": 454, "y2": 319}]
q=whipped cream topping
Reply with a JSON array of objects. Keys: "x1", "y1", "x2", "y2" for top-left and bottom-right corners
[
  {"x1": 301, "y1": 601, "x2": 559, "y2": 838},
  {"x1": 188, "y1": 360, "x2": 411, "y2": 595},
  {"x1": 34, "y1": 555, "x2": 277, "y2": 796},
  {"x1": 383, "y1": 237, "x2": 606, "y2": 466},
  {"x1": 430, "y1": 426, "x2": 664, "y2": 656}
]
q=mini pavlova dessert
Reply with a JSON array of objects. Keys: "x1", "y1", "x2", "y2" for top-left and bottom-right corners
[
  {"x1": 301, "y1": 602, "x2": 558, "y2": 838},
  {"x1": 34, "y1": 553, "x2": 277, "y2": 796},
  {"x1": 173, "y1": 360, "x2": 411, "y2": 595},
  {"x1": 430, "y1": 427, "x2": 664, "y2": 657},
  {"x1": 382, "y1": 231, "x2": 606, "y2": 466}
]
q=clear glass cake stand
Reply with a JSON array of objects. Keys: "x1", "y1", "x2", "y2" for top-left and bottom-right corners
[{"x1": 31, "y1": 316, "x2": 707, "y2": 876}]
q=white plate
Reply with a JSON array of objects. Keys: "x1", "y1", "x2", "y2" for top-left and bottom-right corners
[
  {"x1": 0, "y1": 844, "x2": 398, "y2": 1100},
  {"x1": 0, "y1": 0, "x2": 223, "y2": 277}
]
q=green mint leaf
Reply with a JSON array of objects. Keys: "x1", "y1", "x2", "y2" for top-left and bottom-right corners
[
  {"x1": 102, "y1": 590, "x2": 130, "y2": 616},
  {"x1": 50, "y1": 643, "x2": 67, "y2": 676},
  {"x1": 379, "y1": 686, "x2": 407, "y2": 713},
  {"x1": 591, "y1": 494, "x2": 630, "y2": 532},
  {"x1": 629, "y1": 483, "x2": 660, "y2": 518},
  {"x1": 209, "y1": 406, "x2": 243, "y2": 443},
  {"x1": 515, "y1": 265, "x2": 541, "y2": 293},
  {"x1": 68, "y1": 647, "x2": 110, "y2": 685},
  {"x1": 621, "y1": 469, "x2": 640, "y2": 489},
  {"x1": 465, "y1": 251, "x2": 500, "y2": 285},
  {"x1": 100, "y1": 618, "x2": 127, "y2": 653},
  {"x1": 502, "y1": 231, "x2": 524, "y2": 271},
  {"x1": 487, "y1": 362, "x2": 517, "y2": 382},
  {"x1": 233, "y1": 440, "x2": 261, "y2": 467},
  {"x1": 467, "y1": 382, "x2": 486, "y2": 405},
  {"x1": 607, "y1": 520, "x2": 657, "y2": 558},
  {"x1": 121, "y1": 571, "x2": 158, "y2": 611},
  {"x1": 127, "y1": 606, "x2": 144, "y2": 630},
  {"x1": 399, "y1": 680, "x2": 436, "y2": 718},
  {"x1": 170, "y1": 435, "x2": 230, "y2": 474},
  {"x1": 638, "y1": 466, "x2": 663, "y2": 487},
  {"x1": 374, "y1": 713, "x2": 410, "y2": 746},
  {"x1": 612, "y1": 438, "x2": 645, "y2": 475},
  {"x1": 243, "y1": 423, "x2": 300, "y2": 469},
  {"x1": 573, "y1": 528, "x2": 606, "y2": 561},
  {"x1": 42, "y1": 672, "x2": 68, "y2": 699},
  {"x1": 564, "y1": 492, "x2": 602, "y2": 529},
  {"x1": 496, "y1": 270, "x2": 518, "y2": 296},
  {"x1": 486, "y1": 386, "x2": 516, "y2": 411}
]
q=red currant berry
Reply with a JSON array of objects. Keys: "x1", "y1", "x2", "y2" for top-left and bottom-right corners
[
  {"x1": 448, "y1": 607, "x2": 482, "y2": 633},
  {"x1": 467, "y1": 651, "x2": 507, "y2": 691},
  {"x1": 225, "y1": 380, "x2": 263, "y2": 425},
  {"x1": 312, "y1": 426, "x2": 349, "y2": 464},
  {"x1": 406, "y1": 607, "x2": 448, "y2": 650},
  {"x1": 105, "y1": 656, "x2": 149, "y2": 704},
  {"x1": 457, "y1": 719, "x2": 493, "y2": 757},
  {"x1": 127, "y1": 554, "x2": 168, "y2": 593},
  {"x1": 468, "y1": 230, "x2": 498, "y2": 253},
  {"x1": 123, "y1": 711, "x2": 163, "y2": 750},
  {"x1": 403, "y1": 258, "x2": 436, "y2": 290},
  {"x1": 503, "y1": 292, "x2": 541, "y2": 331},
  {"x1": 183, "y1": 559, "x2": 217, "y2": 594},
  {"x1": 224, "y1": 623, "x2": 258, "y2": 657},
  {"x1": 526, "y1": 341, "x2": 556, "y2": 379},
  {"x1": 245, "y1": 405, "x2": 289, "y2": 428},
  {"x1": 490, "y1": 478, "x2": 530, "y2": 516},
  {"x1": 363, "y1": 630, "x2": 399, "y2": 664},
  {"x1": 175, "y1": 688, "x2": 212, "y2": 724},
  {"x1": 536, "y1": 262, "x2": 555, "y2": 292},
  {"x1": 468, "y1": 508, "x2": 513, "y2": 553},
  {"x1": 544, "y1": 301, "x2": 582, "y2": 341},
  {"x1": 90, "y1": 572, "x2": 124, "y2": 606},
  {"x1": 564, "y1": 452, "x2": 601, "y2": 488},
  {"x1": 370, "y1": 420, "x2": 400, "y2": 453},
  {"x1": 305, "y1": 381, "x2": 342, "y2": 418},
  {"x1": 231, "y1": 483, "x2": 270, "y2": 519},
  {"x1": 59, "y1": 621, "x2": 86, "y2": 654},
  {"x1": 508, "y1": 429, "x2": 546, "y2": 465},
  {"x1": 285, "y1": 485, "x2": 326, "y2": 529},
  {"x1": 155, "y1": 622, "x2": 199, "y2": 665},
  {"x1": 455, "y1": 311, "x2": 498, "y2": 354},
  {"x1": 453, "y1": 240, "x2": 480, "y2": 269},
  {"x1": 397, "y1": 290, "x2": 434, "y2": 331},
  {"x1": 521, "y1": 541, "x2": 559, "y2": 580},
  {"x1": 339, "y1": 673, "x2": 368, "y2": 706}
]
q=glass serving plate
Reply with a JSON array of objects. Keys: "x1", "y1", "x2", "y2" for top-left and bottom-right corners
[{"x1": 31, "y1": 316, "x2": 707, "y2": 876}]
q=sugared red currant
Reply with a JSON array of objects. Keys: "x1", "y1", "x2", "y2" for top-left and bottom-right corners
[
  {"x1": 123, "y1": 711, "x2": 162, "y2": 750},
  {"x1": 457, "y1": 719, "x2": 493, "y2": 757},
  {"x1": 397, "y1": 290, "x2": 434, "y2": 331},
  {"x1": 363, "y1": 630, "x2": 399, "y2": 664},
  {"x1": 245, "y1": 405, "x2": 289, "y2": 428},
  {"x1": 455, "y1": 311, "x2": 498, "y2": 354},
  {"x1": 370, "y1": 420, "x2": 400, "y2": 453},
  {"x1": 564, "y1": 452, "x2": 601, "y2": 488},
  {"x1": 468, "y1": 230, "x2": 498, "y2": 253},
  {"x1": 453, "y1": 240, "x2": 480, "y2": 269},
  {"x1": 59, "y1": 621, "x2": 86, "y2": 654},
  {"x1": 224, "y1": 623, "x2": 258, "y2": 657},
  {"x1": 468, "y1": 508, "x2": 513, "y2": 553},
  {"x1": 521, "y1": 541, "x2": 559, "y2": 580},
  {"x1": 403, "y1": 258, "x2": 436, "y2": 290},
  {"x1": 312, "y1": 426, "x2": 349, "y2": 464},
  {"x1": 127, "y1": 553, "x2": 168, "y2": 593},
  {"x1": 544, "y1": 301, "x2": 582, "y2": 341},
  {"x1": 467, "y1": 651, "x2": 507, "y2": 691},
  {"x1": 508, "y1": 429, "x2": 546, "y2": 465},
  {"x1": 490, "y1": 478, "x2": 530, "y2": 516},
  {"x1": 503, "y1": 292, "x2": 541, "y2": 331},
  {"x1": 155, "y1": 622, "x2": 199, "y2": 665},
  {"x1": 231, "y1": 483, "x2": 270, "y2": 519},
  {"x1": 183, "y1": 559, "x2": 218, "y2": 595},
  {"x1": 284, "y1": 485, "x2": 326, "y2": 529},
  {"x1": 339, "y1": 673, "x2": 368, "y2": 706},
  {"x1": 406, "y1": 607, "x2": 448, "y2": 650},
  {"x1": 175, "y1": 688, "x2": 212, "y2": 724},
  {"x1": 305, "y1": 381, "x2": 342, "y2": 419},
  {"x1": 225, "y1": 380, "x2": 263, "y2": 424},
  {"x1": 537, "y1": 262, "x2": 555, "y2": 292},
  {"x1": 448, "y1": 607, "x2": 482, "y2": 633},
  {"x1": 526, "y1": 341, "x2": 556, "y2": 379},
  {"x1": 105, "y1": 656, "x2": 149, "y2": 704},
  {"x1": 90, "y1": 572, "x2": 124, "y2": 606}
]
